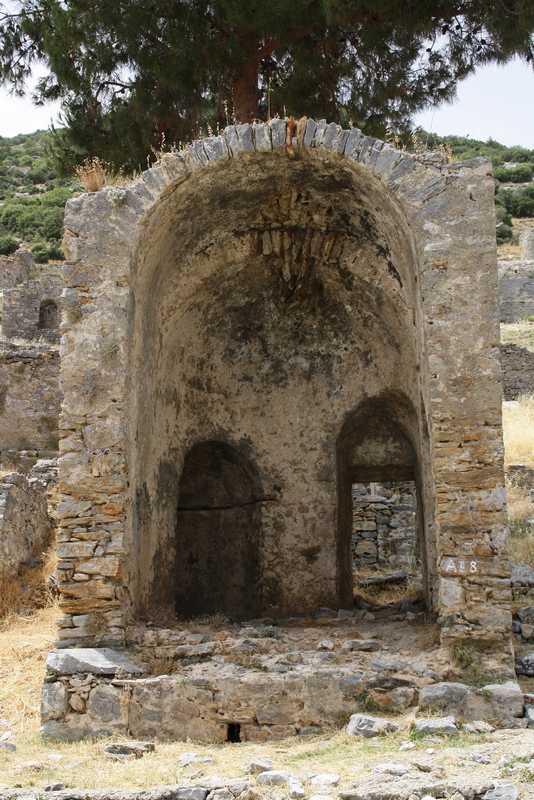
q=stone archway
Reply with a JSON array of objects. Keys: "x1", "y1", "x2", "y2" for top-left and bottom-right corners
[
  {"x1": 175, "y1": 441, "x2": 262, "y2": 619},
  {"x1": 55, "y1": 119, "x2": 511, "y2": 650}
]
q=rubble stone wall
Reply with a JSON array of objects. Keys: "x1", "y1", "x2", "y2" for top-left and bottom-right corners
[
  {"x1": 55, "y1": 120, "x2": 510, "y2": 652},
  {"x1": 0, "y1": 471, "x2": 52, "y2": 580},
  {"x1": 0, "y1": 341, "x2": 60, "y2": 451},
  {"x1": 2, "y1": 273, "x2": 63, "y2": 343},
  {"x1": 351, "y1": 482, "x2": 417, "y2": 571},
  {"x1": 501, "y1": 341, "x2": 534, "y2": 399},
  {"x1": 499, "y1": 260, "x2": 534, "y2": 322},
  {"x1": 0, "y1": 249, "x2": 34, "y2": 290}
]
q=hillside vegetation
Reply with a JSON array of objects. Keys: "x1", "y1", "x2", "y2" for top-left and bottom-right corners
[
  {"x1": 0, "y1": 130, "x2": 76, "y2": 262},
  {"x1": 1, "y1": 128, "x2": 534, "y2": 261}
]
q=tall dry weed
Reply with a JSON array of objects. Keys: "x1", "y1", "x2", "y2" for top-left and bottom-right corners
[
  {"x1": 503, "y1": 395, "x2": 534, "y2": 467},
  {"x1": 74, "y1": 157, "x2": 107, "y2": 192}
]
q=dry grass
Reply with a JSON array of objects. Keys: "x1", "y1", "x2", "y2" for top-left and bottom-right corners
[
  {"x1": 501, "y1": 320, "x2": 534, "y2": 351},
  {"x1": 497, "y1": 217, "x2": 534, "y2": 260},
  {"x1": 74, "y1": 158, "x2": 107, "y2": 192},
  {"x1": 503, "y1": 395, "x2": 534, "y2": 468},
  {"x1": 353, "y1": 568, "x2": 422, "y2": 607}
]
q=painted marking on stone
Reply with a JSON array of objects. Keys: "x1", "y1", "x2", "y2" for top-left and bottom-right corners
[{"x1": 443, "y1": 559, "x2": 478, "y2": 574}]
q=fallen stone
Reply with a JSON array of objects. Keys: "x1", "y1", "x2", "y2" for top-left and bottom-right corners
[
  {"x1": 418, "y1": 681, "x2": 523, "y2": 721},
  {"x1": 346, "y1": 713, "x2": 400, "y2": 738},
  {"x1": 515, "y1": 653, "x2": 534, "y2": 675},
  {"x1": 46, "y1": 648, "x2": 142, "y2": 675},
  {"x1": 256, "y1": 770, "x2": 293, "y2": 786},
  {"x1": 44, "y1": 783, "x2": 65, "y2": 792},
  {"x1": 358, "y1": 571, "x2": 408, "y2": 587},
  {"x1": 102, "y1": 741, "x2": 155, "y2": 758},
  {"x1": 466, "y1": 753, "x2": 492, "y2": 764},
  {"x1": 373, "y1": 763, "x2": 412, "y2": 776},
  {"x1": 226, "y1": 779, "x2": 252, "y2": 796},
  {"x1": 413, "y1": 716, "x2": 458, "y2": 735},
  {"x1": 288, "y1": 778, "x2": 306, "y2": 798},
  {"x1": 0, "y1": 742, "x2": 16, "y2": 751},
  {"x1": 312, "y1": 608, "x2": 337, "y2": 619},
  {"x1": 244, "y1": 758, "x2": 273, "y2": 774},
  {"x1": 518, "y1": 605, "x2": 534, "y2": 624},
  {"x1": 511, "y1": 562, "x2": 534, "y2": 588},
  {"x1": 207, "y1": 790, "x2": 233, "y2": 800},
  {"x1": 175, "y1": 790, "x2": 209, "y2": 800},
  {"x1": 310, "y1": 774, "x2": 340, "y2": 786},
  {"x1": 348, "y1": 639, "x2": 381, "y2": 652},
  {"x1": 481, "y1": 787, "x2": 519, "y2": 800}
]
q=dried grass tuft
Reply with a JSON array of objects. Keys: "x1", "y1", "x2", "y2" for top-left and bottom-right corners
[{"x1": 74, "y1": 157, "x2": 107, "y2": 192}]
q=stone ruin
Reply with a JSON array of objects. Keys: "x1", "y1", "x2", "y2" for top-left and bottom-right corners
[{"x1": 38, "y1": 119, "x2": 517, "y2": 741}]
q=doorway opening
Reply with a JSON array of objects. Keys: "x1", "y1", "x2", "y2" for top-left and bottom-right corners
[
  {"x1": 175, "y1": 441, "x2": 262, "y2": 620},
  {"x1": 351, "y1": 479, "x2": 418, "y2": 573},
  {"x1": 227, "y1": 723, "x2": 241, "y2": 743}
]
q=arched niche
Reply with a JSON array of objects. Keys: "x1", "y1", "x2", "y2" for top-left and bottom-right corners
[
  {"x1": 39, "y1": 299, "x2": 58, "y2": 329},
  {"x1": 336, "y1": 392, "x2": 433, "y2": 607},
  {"x1": 126, "y1": 149, "x2": 432, "y2": 618},
  {"x1": 175, "y1": 441, "x2": 262, "y2": 619}
]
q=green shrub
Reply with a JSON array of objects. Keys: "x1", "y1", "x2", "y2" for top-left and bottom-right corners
[
  {"x1": 0, "y1": 235, "x2": 19, "y2": 255},
  {"x1": 494, "y1": 164, "x2": 534, "y2": 183},
  {"x1": 496, "y1": 224, "x2": 513, "y2": 243},
  {"x1": 516, "y1": 198, "x2": 534, "y2": 217}
]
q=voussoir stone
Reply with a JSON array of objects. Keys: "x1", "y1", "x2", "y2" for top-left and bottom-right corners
[
  {"x1": 46, "y1": 647, "x2": 143, "y2": 675},
  {"x1": 346, "y1": 713, "x2": 400, "y2": 738}
]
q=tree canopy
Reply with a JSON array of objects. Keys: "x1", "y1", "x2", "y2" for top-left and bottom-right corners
[{"x1": 1, "y1": 0, "x2": 534, "y2": 174}]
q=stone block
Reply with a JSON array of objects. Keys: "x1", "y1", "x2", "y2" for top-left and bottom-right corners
[
  {"x1": 346, "y1": 714, "x2": 400, "y2": 738},
  {"x1": 46, "y1": 648, "x2": 142, "y2": 675},
  {"x1": 41, "y1": 681, "x2": 69, "y2": 722}
]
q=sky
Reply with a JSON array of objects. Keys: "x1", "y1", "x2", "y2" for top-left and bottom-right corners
[{"x1": 1, "y1": 57, "x2": 534, "y2": 147}]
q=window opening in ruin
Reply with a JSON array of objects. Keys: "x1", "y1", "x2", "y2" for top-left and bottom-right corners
[
  {"x1": 351, "y1": 480, "x2": 418, "y2": 573},
  {"x1": 227, "y1": 723, "x2": 241, "y2": 742},
  {"x1": 38, "y1": 299, "x2": 58, "y2": 329},
  {"x1": 175, "y1": 441, "x2": 262, "y2": 620}
]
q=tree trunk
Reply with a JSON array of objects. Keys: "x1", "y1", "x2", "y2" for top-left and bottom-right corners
[{"x1": 232, "y1": 60, "x2": 260, "y2": 124}]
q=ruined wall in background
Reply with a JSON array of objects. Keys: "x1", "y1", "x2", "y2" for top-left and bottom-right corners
[
  {"x1": 501, "y1": 342, "x2": 534, "y2": 399},
  {"x1": 2, "y1": 273, "x2": 63, "y2": 343},
  {"x1": 0, "y1": 249, "x2": 34, "y2": 290},
  {"x1": 499, "y1": 260, "x2": 534, "y2": 322},
  {"x1": 0, "y1": 471, "x2": 52, "y2": 580},
  {"x1": 0, "y1": 342, "x2": 60, "y2": 452}
]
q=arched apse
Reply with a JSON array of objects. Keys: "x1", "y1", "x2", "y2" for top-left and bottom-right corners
[{"x1": 125, "y1": 148, "x2": 433, "y2": 618}]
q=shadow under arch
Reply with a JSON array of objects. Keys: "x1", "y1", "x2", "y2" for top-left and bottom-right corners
[
  {"x1": 337, "y1": 392, "x2": 431, "y2": 608},
  {"x1": 38, "y1": 299, "x2": 58, "y2": 329},
  {"x1": 175, "y1": 440, "x2": 263, "y2": 619}
]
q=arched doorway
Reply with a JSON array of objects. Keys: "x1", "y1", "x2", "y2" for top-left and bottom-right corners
[
  {"x1": 337, "y1": 393, "x2": 432, "y2": 608},
  {"x1": 38, "y1": 299, "x2": 58, "y2": 329},
  {"x1": 175, "y1": 441, "x2": 262, "y2": 619}
]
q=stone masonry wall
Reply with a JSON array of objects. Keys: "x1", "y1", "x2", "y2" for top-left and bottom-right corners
[
  {"x1": 351, "y1": 482, "x2": 417, "y2": 571},
  {"x1": 501, "y1": 342, "x2": 534, "y2": 399},
  {"x1": 0, "y1": 471, "x2": 52, "y2": 580},
  {"x1": 2, "y1": 273, "x2": 63, "y2": 343},
  {"x1": 55, "y1": 119, "x2": 510, "y2": 652},
  {"x1": 0, "y1": 249, "x2": 34, "y2": 290},
  {"x1": 0, "y1": 341, "x2": 60, "y2": 452},
  {"x1": 499, "y1": 260, "x2": 534, "y2": 322}
]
